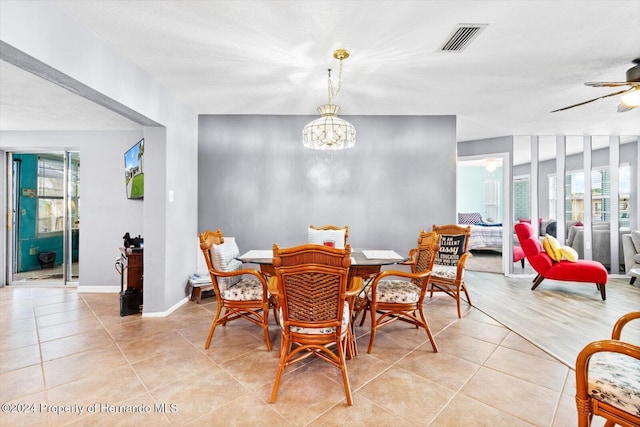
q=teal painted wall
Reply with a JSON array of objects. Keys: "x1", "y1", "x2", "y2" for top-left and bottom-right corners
[{"x1": 14, "y1": 154, "x2": 65, "y2": 272}]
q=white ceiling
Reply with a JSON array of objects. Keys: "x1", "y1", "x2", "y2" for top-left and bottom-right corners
[{"x1": 1, "y1": 0, "x2": 639, "y2": 141}]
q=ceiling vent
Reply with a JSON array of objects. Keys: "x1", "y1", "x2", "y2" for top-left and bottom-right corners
[{"x1": 440, "y1": 24, "x2": 487, "y2": 51}]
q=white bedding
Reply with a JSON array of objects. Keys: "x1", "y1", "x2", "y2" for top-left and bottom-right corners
[{"x1": 466, "y1": 224, "x2": 503, "y2": 250}]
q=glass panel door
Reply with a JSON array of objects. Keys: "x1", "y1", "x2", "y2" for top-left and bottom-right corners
[{"x1": 9, "y1": 151, "x2": 79, "y2": 284}]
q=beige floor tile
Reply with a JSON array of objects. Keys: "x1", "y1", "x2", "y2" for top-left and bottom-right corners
[
  {"x1": 186, "y1": 392, "x2": 291, "y2": 426},
  {"x1": 0, "y1": 286, "x2": 584, "y2": 427},
  {"x1": 33, "y1": 299, "x2": 89, "y2": 317},
  {"x1": 133, "y1": 348, "x2": 220, "y2": 391},
  {"x1": 483, "y1": 346, "x2": 570, "y2": 392},
  {"x1": 42, "y1": 343, "x2": 128, "y2": 388},
  {"x1": 39, "y1": 328, "x2": 113, "y2": 361},
  {"x1": 62, "y1": 392, "x2": 171, "y2": 427},
  {"x1": 0, "y1": 316, "x2": 37, "y2": 339},
  {"x1": 552, "y1": 392, "x2": 606, "y2": 427},
  {"x1": 444, "y1": 316, "x2": 510, "y2": 344},
  {"x1": 116, "y1": 329, "x2": 197, "y2": 364},
  {"x1": 395, "y1": 348, "x2": 481, "y2": 392},
  {"x1": 37, "y1": 316, "x2": 103, "y2": 342},
  {"x1": 500, "y1": 331, "x2": 558, "y2": 361},
  {"x1": 0, "y1": 392, "x2": 49, "y2": 427},
  {"x1": 461, "y1": 367, "x2": 561, "y2": 426},
  {"x1": 434, "y1": 328, "x2": 499, "y2": 365},
  {"x1": 0, "y1": 343, "x2": 41, "y2": 373},
  {"x1": 46, "y1": 365, "x2": 148, "y2": 426},
  {"x1": 310, "y1": 394, "x2": 416, "y2": 426},
  {"x1": 149, "y1": 369, "x2": 252, "y2": 425},
  {"x1": 431, "y1": 393, "x2": 535, "y2": 426},
  {"x1": 218, "y1": 346, "x2": 281, "y2": 389},
  {"x1": 258, "y1": 370, "x2": 351, "y2": 424},
  {"x1": 0, "y1": 327, "x2": 39, "y2": 351},
  {"x1": 358, "y1": 366, "x2": 454, "y2": 425},
  {"x1": 0, "y1": 363, "x2": 45, "y2": 402}
]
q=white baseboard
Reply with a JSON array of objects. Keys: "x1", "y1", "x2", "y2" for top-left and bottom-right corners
[
  {"x1": 77, "y1": 285, "x2": 120, "y2": 293},
  {"x1": 142, "y1": 296, "x2": 189, "y2": 318}
]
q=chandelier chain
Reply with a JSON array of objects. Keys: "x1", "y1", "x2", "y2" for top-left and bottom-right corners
[{"x1": 327, "y1": 59, "x2": 344, "y2": 105}]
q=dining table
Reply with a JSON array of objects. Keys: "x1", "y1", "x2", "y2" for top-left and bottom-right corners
[{"x1": 237, "y1": 248, "x2": 409, "y2": 356}]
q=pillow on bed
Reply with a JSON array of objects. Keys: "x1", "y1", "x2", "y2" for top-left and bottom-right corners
[{"x1": 458, "y1": 212, "x2": 483, "y2": 224}]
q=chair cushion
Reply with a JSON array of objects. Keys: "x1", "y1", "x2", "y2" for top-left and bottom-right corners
[
  {"x1": 279, "y1": 301, "x2": 350, "y2": 335},
  {"x1": 221, "y1": 277, "x2": 265, "y2": 301},
  {"x1": 513, "y1": 246, "x2": 525, "y2": 262},
  {"x1": 368, "y1": 280, "x2": 420, "y2": 303},
  {"x1": 212, "y1": 237, "x2": 241, "y2": 287},
  {"x1": 308, "y1": 228, "x2": 346, "y2": 248},
  {"x1": 560, "y1": 245, "x2": 578, "y2": 262},
  {"x1": 588, "y1": 352, "x2": 640, "y2": 417},
  {"x1": 543, "y1": 234, "x2": 562, "y2": 261},
  {"x1": 431, "y1": 265, "x2": 457, "y2": 280}
]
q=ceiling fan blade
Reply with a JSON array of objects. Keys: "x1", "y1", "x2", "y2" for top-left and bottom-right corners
[
  {"x1": 550, "y1": 88, "x2": 634, "y2": 112},
  {"x1": 617, "y1": 103, "x2": 638, "y2": 112},
  {"x1": 585, "y1": 81, "x2": 640, "y2": 87}
]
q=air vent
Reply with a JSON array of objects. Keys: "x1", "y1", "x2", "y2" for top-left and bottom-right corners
[{"x1": 440, "y1": 24, "x2": 487, "y2": 51}]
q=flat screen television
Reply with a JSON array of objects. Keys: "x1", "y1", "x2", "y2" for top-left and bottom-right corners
[{"x1": 124, "y1": 138, "x2": 144, "y2": 199}]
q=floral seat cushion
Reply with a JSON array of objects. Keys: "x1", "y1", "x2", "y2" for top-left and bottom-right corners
[
  {"x1": 368, "y1": 280, "x2": 420, "y2": 303},
  {"x1": 221, "y1": 278, "x2": 265, "y2": 301},
  {"x1": 588, "y1": 352, "x2": 640, "y2": 417},
  {"x1": 431, "y1": 265, "x2": 458, "y2": 280},
  {"x1": 279, "y1": 301, "x2": 350, "y2": 335}
]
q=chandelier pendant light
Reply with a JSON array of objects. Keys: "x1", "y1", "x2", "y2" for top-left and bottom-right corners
[{"x1": 303, "y1": 49, "x2": 356, "y2": 150}]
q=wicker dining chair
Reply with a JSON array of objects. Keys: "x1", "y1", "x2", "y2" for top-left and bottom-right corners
[
  {"x1": 199, "y1": 230, "x2": 272, "y2": 351},
  {"x1": 575, "y1": 311, "x2": 640, "y2": 427},
  {"x1": 366, "y1": 230, "x2": 440, "y2": 354},
  {"x1": 268, "y1": 243, "x2": 362, "y2": 406},
  {"x1": 429, "y1": 224, "x2": 473, "y2": 318},
  {"x1": 308, "y1": 224, "x2": 349, "y2": 248}
]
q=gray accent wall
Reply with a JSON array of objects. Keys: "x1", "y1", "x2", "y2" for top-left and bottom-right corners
[{"x1": 198, "y1": 115, "x2": 457, "y2": 253}]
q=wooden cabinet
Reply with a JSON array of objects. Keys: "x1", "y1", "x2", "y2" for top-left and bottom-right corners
[{"x1": 120, "y1": 248, "x2": 143, "y2": 293}]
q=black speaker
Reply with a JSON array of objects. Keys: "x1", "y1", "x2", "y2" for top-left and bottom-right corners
[{"x1": 120, "y1": 289, "x2": 142, "y2": 316}]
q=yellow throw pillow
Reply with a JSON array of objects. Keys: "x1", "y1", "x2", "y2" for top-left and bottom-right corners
[
  {"x1": 561, "y1": 245, "x2": 578, "y2": 262},
  {"x1": 543, "y1": 234, "x2": 562, "y2": 261}
]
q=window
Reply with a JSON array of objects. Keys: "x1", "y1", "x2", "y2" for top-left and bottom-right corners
[
  {"x1": 513, "y1": 175, "x2": 530, "y2": 221},
  {"x1": 37, "y1": 156, "x2": 80, "y2": 234},
  {"x1": 561, "y1": 165, "x2": 629, "y2": 225},
  {"x1": 565, "y1": 171, "x2": 585, "y2": 221},
  {"x1": 548, "y1": 174, "x2": 557, "y2": 220},
  {"x1": 37, "y1": 156, "x2": 64, "y2": 234}
]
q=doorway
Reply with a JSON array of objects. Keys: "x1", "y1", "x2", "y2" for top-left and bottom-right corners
[{"x1": 8, "y1": 151, "x2": 80, "y2": 284}]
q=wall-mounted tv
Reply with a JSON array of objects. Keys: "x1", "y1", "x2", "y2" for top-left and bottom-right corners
[{"x1": 124, "y1": 138, "x2": 144, "y2": 199}]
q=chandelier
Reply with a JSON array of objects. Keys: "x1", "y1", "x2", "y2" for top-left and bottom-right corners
[{"x1": 303, "y1": 49, "x2": 356, "y2": 150}]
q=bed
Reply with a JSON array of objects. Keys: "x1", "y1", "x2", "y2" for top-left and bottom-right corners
[{"x1": 457, "y1": 212, "x2": 503, "y2": 251}]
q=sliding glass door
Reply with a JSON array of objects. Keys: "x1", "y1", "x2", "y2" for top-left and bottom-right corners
[{"x1": 8, "y1": 151, "x2": 79, "y2": 284}]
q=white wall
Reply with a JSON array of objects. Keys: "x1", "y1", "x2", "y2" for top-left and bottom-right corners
[
  {"x1": 198, "y1": 115, "x2": 458, "y2": 252},
  {"x1": 0, "y1": 131, "x2": 143, "y2": 286}
]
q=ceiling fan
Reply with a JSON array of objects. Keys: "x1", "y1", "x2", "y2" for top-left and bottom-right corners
[{"x1": 551, "y1": 58, "x2": 640, "y2": 113}]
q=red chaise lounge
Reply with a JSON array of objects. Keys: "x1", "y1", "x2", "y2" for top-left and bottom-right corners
[{"x1": 515, "y1": 222, "x2": 608, "y2": 300}]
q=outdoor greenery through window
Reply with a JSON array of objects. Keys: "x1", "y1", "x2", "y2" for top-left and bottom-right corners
[{"x1": 37, "y1": 155, "x2": 80, "y2": 234}]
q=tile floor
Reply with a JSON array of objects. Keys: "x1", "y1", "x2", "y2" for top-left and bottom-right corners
[{"x1": 0, "y1": 286, "x2": 605, "y2": 426}]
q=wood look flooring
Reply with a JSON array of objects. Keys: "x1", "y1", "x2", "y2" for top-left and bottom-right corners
[{"x1": 467, "y1": 271, "x2": 640, "y2": 367}]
